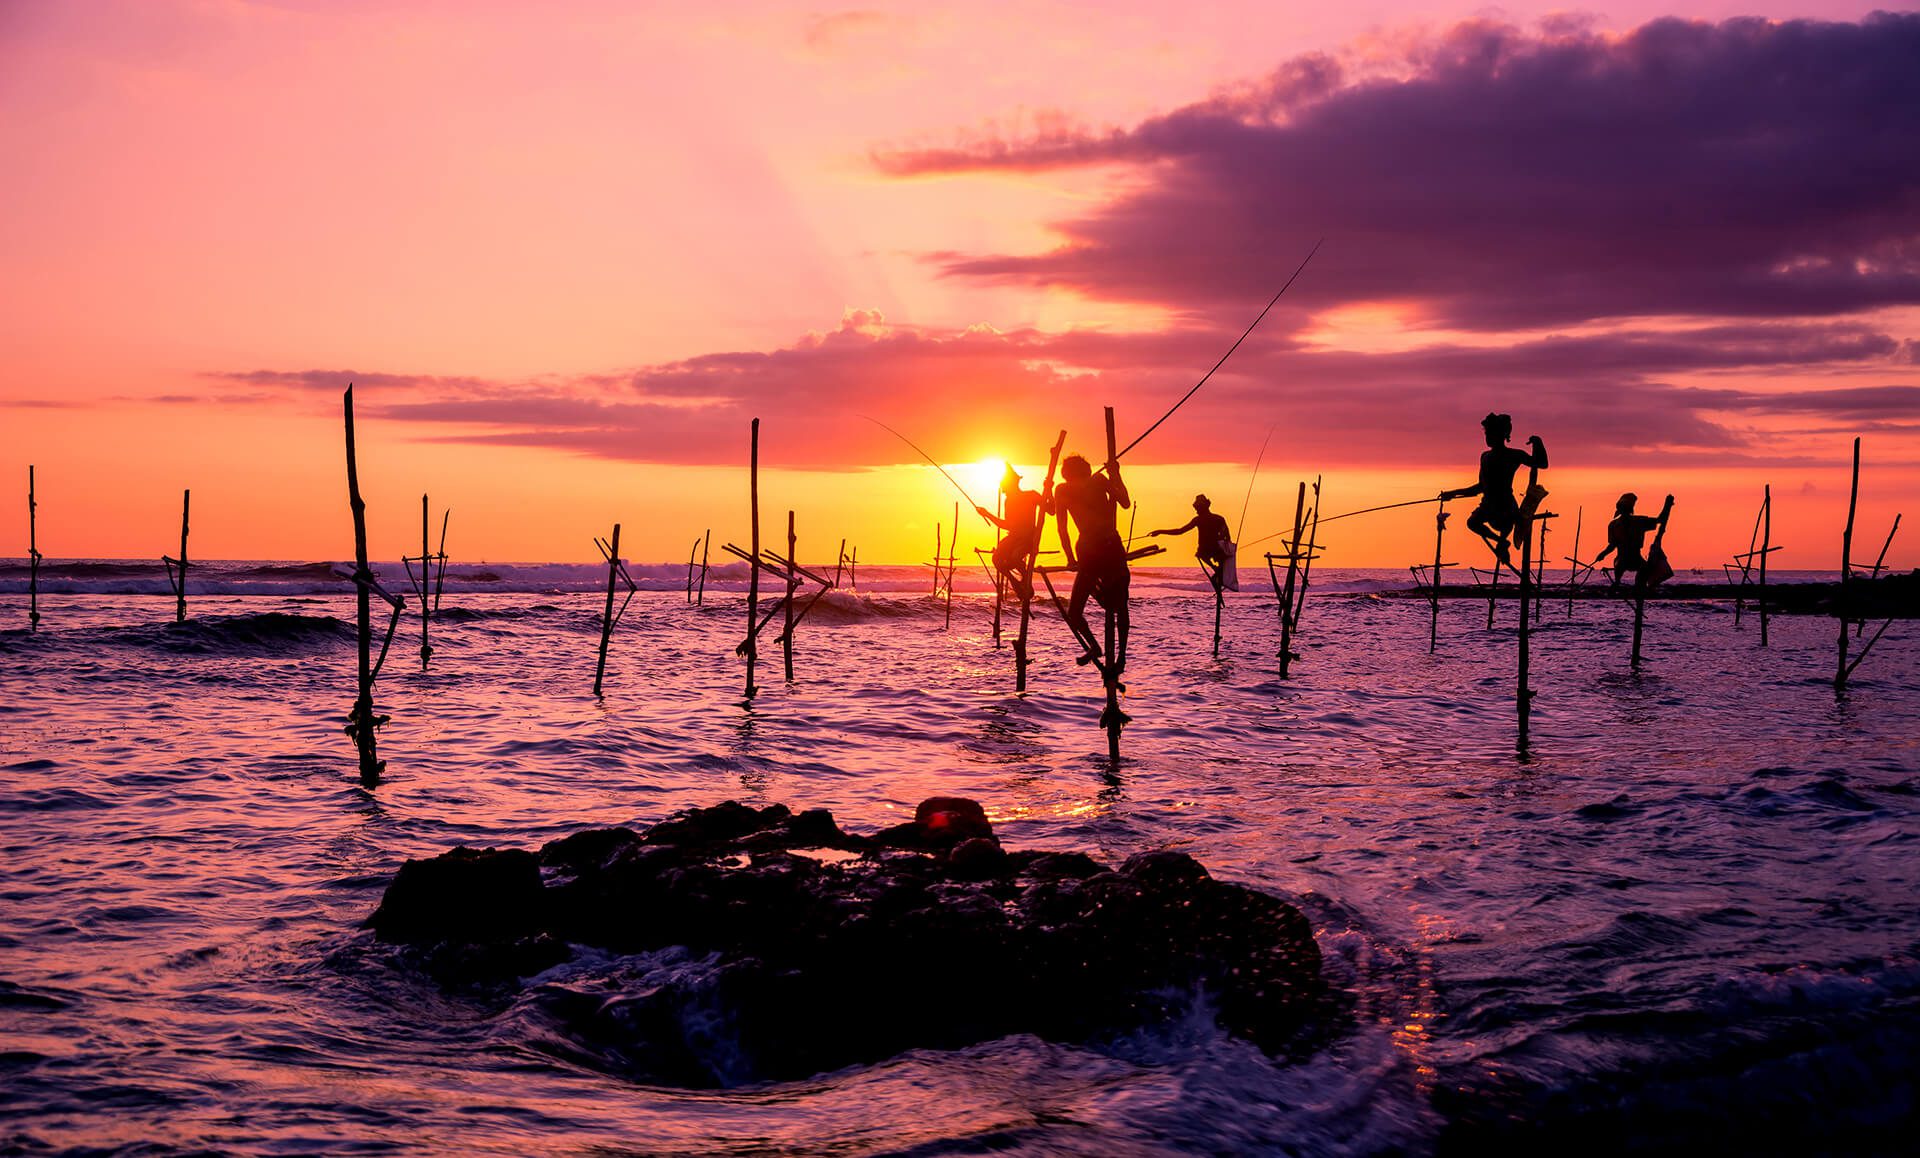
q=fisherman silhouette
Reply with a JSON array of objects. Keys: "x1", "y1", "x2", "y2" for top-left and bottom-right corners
[
  {"x1": 1440, "y1": 413, "x2": 1548, "y2": 572},
  {"x1": 1150, "y1": 495, "x2": 1233, "y2": 592},
  {"x1": 1054, "y1": 452, "x2": 1130, "y2": 666},
  {"x1": 1595, "y1": 492, "x2": 1675, "y2": 588},
  {"x1": 975, "y1": 464, "x2": 1043, "y2": 602}
]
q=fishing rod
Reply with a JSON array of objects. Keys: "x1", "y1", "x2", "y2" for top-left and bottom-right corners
[
  {"x1": 1241, "y1": 495, "x2": 1441, "y2": 550},
  {"x1": 1235, "y1": 425, "x2": 1277, "y2": 545},
  {"x1": 861, "y1": 414, "x2": 991, "y2": 521},
  {"x1": 1111, "y1": 238, "x2": 1323, "y2": 465}
]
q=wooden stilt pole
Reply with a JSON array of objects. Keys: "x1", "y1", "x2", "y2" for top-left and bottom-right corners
[
  {"x1": 1430, "y1": 499, "x2": 1448, "y2": 652},
  {"x1": 1274, "y1": 481, "x2": 1306, "y2": 678},
  {"x1": 1759, "y1": 486, "x2": 1771, "y2": 648},
  {"x1": 1517, "y1": 493, "x2": 1535, "y2": 752},
  {"x1": 745, "y1": 419, "x2": 761, "y2": 701},
  {"x1": 944, "y1": 502, "x2": 958, "y2": 630},
  {"x1": 1565, "y1": 506, "x2": 1583, "y2": 619},
  {"x1": 991, "y1": 495, "x2": 1005, "y2": 648},
  {"x1": 343, "y1": 386, "x2": 384, "y2": 786},
  {"x1": 784, "y1": 511, "x2": 798, "y2": 680},
  {"x1": 697, "y1": 530, "x2": 710, "y2": 605},
  {"x1": 1015, "y1": 433, "x2": 1067, "y2": 692},
  {"x1": 834, "y1": 537, "x2": 846, "y2": 588},
  {"x1": 593, "y1": 523, "x2": 621, "y2": 696},
  {"x1": 1291, "y1": 476, "x2": 1322, "y2": 631},
  {"x1": 932, "y1": 523, "x2": 942, "y2": 595},
  {"x1": 687, "y1": 536, "x2": 700, "y2": 602},
  {"x1": 1860, "y1": 513, "x2": 1901, "y2": 637},
  {"x1": 1101, "y1": 406, "x2": 1126, "y2": 764},
  {"x1": 1630, "y1": 496, "x2": 1675, "y2": 670},
  {"x1": 1836, "y1": 438, "x2": 1859, "y2": 691},
  {"x1": 433, "y1": 509, "x2": 449, "y2": 614},
  {"x1": 1486, "y1": 562, "x2": 1499, "y2": 630},
  {"x1": 162, "y1": 488, "x2": 190, "y2": 624},
  {"x1": 417, "y1": 494, "x2": 432, "y2": 669},
  {"x1": 1211, "y1": 561, "x2": 1224, "y2": 658},
  {"x1": 27, "y1": 466, "x2": 41, "y2": 631},
  {"x1": 1532, "y1": 517, "x2": 1548, "y2": 624}
]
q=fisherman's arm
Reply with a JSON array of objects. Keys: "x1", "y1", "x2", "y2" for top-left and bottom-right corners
[
  {"x1": 1056, "y1": 496, "x2": 1076, "y2": 566},
  {"x1": 1150, "y1": 517, "x2": 1199, "y2": 537},
  {"x1": 1108, "y1": 461, "x2": 1130, "y2": 508},
  {"x1": 1524, "y1": 436, "x2": 1548, "y2": 469},
  {"x1": 974, "y1": 505, "x2": 1012, "y2": 530},
  {"x1": 1440, "y1": 482, "x2": 1483, "y2": 500}
]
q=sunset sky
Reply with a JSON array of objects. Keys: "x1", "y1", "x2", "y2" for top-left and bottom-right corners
[{"x1": 3, "y1": 1, "x2": 1915, "y2": 567}]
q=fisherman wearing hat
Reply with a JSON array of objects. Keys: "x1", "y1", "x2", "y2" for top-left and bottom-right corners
[
  {"x1": 1441, "y1": 412, "x2": 1548, "y2": 570},
  {"x1": 1149, "y1": 494, "x2": 1236, "y2": 593},
  {"x1": 975, "y1": 463, "x2": 1045, "y2": 602},
  {"x1": 1594, "y1": 491, "x2": 1675, "y2": 588}
]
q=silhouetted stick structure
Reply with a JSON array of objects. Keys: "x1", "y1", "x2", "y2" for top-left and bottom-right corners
[
  {"x1": 1832, "y1": 439, "x2": 1896, "y2": 690},
  {"x1": 27, "y1": 466, "x2": 42, "y2": 631},
  {"x1": 685, "y1": 529, "x2": 712, "y2": 605},
  {"x1": 1291, "y1": 477, "x2": 1323, "y2": 633},
  {"x1": 1630, "y1": 496, "x2": 1675, "y2": 670},
  {"x1": 744, "y1": 419, "x2": 761, "y2": 701},
  {"x1": 1759, "y1": 485, "x2": 1771, "y2": 647},
  {"x1": 1428, "y1": 499, "x2": 1450, "y2": 650},
  {"x1": 1014, "y1": 432, "x2": 1067, "y2": 692},
  {"x1": 1858, "y1": 513, "x2": 1901, "y2": 638},
  {"x1": 784, "y1": 512, "x2": 798, "y2": 679},
  {"x1": 1565, "y1": 506, "x2": 1583, "y2": 618},
  {"x1": 1515, "y1": 466, "x2": 1544, "y2": 750},
  {"x1": 1532, "y1": 514, "x2": 1552, "y2": 624},
  {"x1": 340, "y1": 386, "x2": 403, "y2": 787},
  {"x1": 592, "y1": 524, "x2": 637, "y2": 697},
  {"x1": 162, "y1": 489, "x2": 190, "y2": 623},
  {"x1": 1265, "y1": 481, "x2": 1308, "y2": 679},
  {"x1": 433, "y1": 509, "x2": 449, "y2": 614},
  {"x1": 402, "y1": 494, "x2": 449, "y2": 671}
]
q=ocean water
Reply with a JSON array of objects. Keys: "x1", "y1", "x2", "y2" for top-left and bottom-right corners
[{"x1": 2, "y1": 561, "x2": 1917, "y2": 1155}]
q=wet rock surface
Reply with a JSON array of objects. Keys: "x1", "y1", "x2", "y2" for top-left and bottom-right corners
[{"x1": 366, "y1": 798, "x2": 1328, "y2": 1086}]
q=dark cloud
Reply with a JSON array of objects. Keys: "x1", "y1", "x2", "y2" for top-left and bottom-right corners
[
  {"x1": 878, "y1": 14, "x2": 1920, "y2": 331},
  {"x1": 201, "y1": 314, "x2": 1913, "y2": 470}
]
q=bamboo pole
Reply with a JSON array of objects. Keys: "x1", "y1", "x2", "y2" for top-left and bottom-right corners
[
  {"x1": 593, "y1": 523, "x2": 621, "y2": 696},
  {"x1": 27, "y1": 466, "x2": 41, "y2": 631},
  {"x1": 932, "y1": 523, "x2": 942, "y2": 595},
  {"x1": 1630, "y1": 496, "x2": 1675, "y2": 670},
  {"x1": 1759, "y1": 486, "x2": 1770, "y2": 648},
  {"x1": 1429, "y1": 500, "x2": 1448, "y2": 651},
  {"x1": 745, "y1": 419, "x2": 761, "y2": 701},
  {"x1": 1486, "y1": 561, "x2": 1499, "y2": 630},
  {"x1": 784, "y1": 510, "x2": 797, "y2": 680},
  {"x1": 162, "y1": 488, "x2": 190, "y2": 623},
  {"x1": 834, "y1": 537, "x2": 846, "y2": 588},
  {"x1": 1532, "y1": 517, "x2": 1548, "y2": 624},
  {"x1": 1210, "y1": 558, "x2": 1224, "y2": 659},
  {"x1": 343, "y1": 386, "x2": 384, "y2": 786},
  {"x1": 1836, "y1": 438, "x2": 1859, "y2": 691},
  {"x1": 991, "y1": 497, "x2": 1005, "y2": 648},
  {"x1": 687, "y1": 536, "x2": 700, "y2": 602}
]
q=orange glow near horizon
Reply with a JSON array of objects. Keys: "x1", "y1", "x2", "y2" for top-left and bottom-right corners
[{"x1": 1, "y1": 2, "x2": 1912, "y2": 573}]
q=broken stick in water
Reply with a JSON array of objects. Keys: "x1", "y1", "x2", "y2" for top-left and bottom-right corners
[
  {"x1": 340, "y1": 386, "x2": 403, "y2": 787},
  {"x1": 592, "y1": 523, "x2": 637, "y2": 697},
  {"x1": 162, "y1": 488, "x2": 190, "y2": 624}
]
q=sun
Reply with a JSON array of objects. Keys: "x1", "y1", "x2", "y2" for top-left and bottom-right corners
[{"x1": 950, "y1": 457, "x2": 1011, "y2": 509}]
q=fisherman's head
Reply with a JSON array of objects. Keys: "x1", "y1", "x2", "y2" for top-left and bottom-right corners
[
  {"x1": 1616, "y1": 492, "x2": 1638, "y2": 515},
  {"x1": 1000, "y1": 463, "x2": 1022, "y2": 495},
  {"x1": 1061, "y1": 454, "x2": 1091, "y2": 481},
  {"x1": 1481, "y1": 412, "x2": 1513, "y2": 448},
  {"x1": 1193, "y1": 494, "x2": 1211, "y2": 512}
]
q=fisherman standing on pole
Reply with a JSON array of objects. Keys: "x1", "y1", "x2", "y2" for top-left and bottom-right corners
[
  {"x1": 975, "y1": 464, "x2": 1044, "y2": 602},
  {"x1": 1440, "y1": 413, "x2": 1547, "y2": 573},
  {"x1": 1149, "y1": 495, "x2": 1236, "y2": 593},
  {"x1": 1054, "y1": 451, "x2": 1131, "y2": 666}
]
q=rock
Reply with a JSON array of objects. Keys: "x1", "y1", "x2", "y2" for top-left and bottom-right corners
[
  {"x1": 364, "y1": 797, "x2": 1327, "y2": 1087},
  {"x1": 365, "y1": 846, "x2": 544, "y2": 945}
]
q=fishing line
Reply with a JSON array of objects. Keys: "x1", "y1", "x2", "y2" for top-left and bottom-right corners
[
  {"x1": 1112, "y1": 238, "x2": 1322, "y2": 464},
  {"x1": 1241, "y1": 495, "x2": 1441, "y2": 550},
  {"x1": 861, "y1": 414, "x2": 989, "y2": 519},
  {"x1": 1235, "y1": 425, "x2": 1277, "y2": 545}
]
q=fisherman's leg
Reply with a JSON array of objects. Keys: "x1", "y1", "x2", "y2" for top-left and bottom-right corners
[{"x1": 1065, "y1": 568, "x2": 1103, "y2": 661}]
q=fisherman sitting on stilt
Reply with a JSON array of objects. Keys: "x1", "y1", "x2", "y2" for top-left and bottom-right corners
[
  {"x1": 1149, "y1": 494, "x2": 1236, "y2": 593},
  {"x1": 1440, "y1": 412, "x2": 1547, "y2": 575},
  {"x1": 1053, "y1": 452, "x2": 1131, "y2": 669},
  {"x1": 1594, "y1": 492, "x2": 1674, "y2": 589},
  {"x1": 975, "y1": 464, "x2": 1043, "y2": 602}
]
